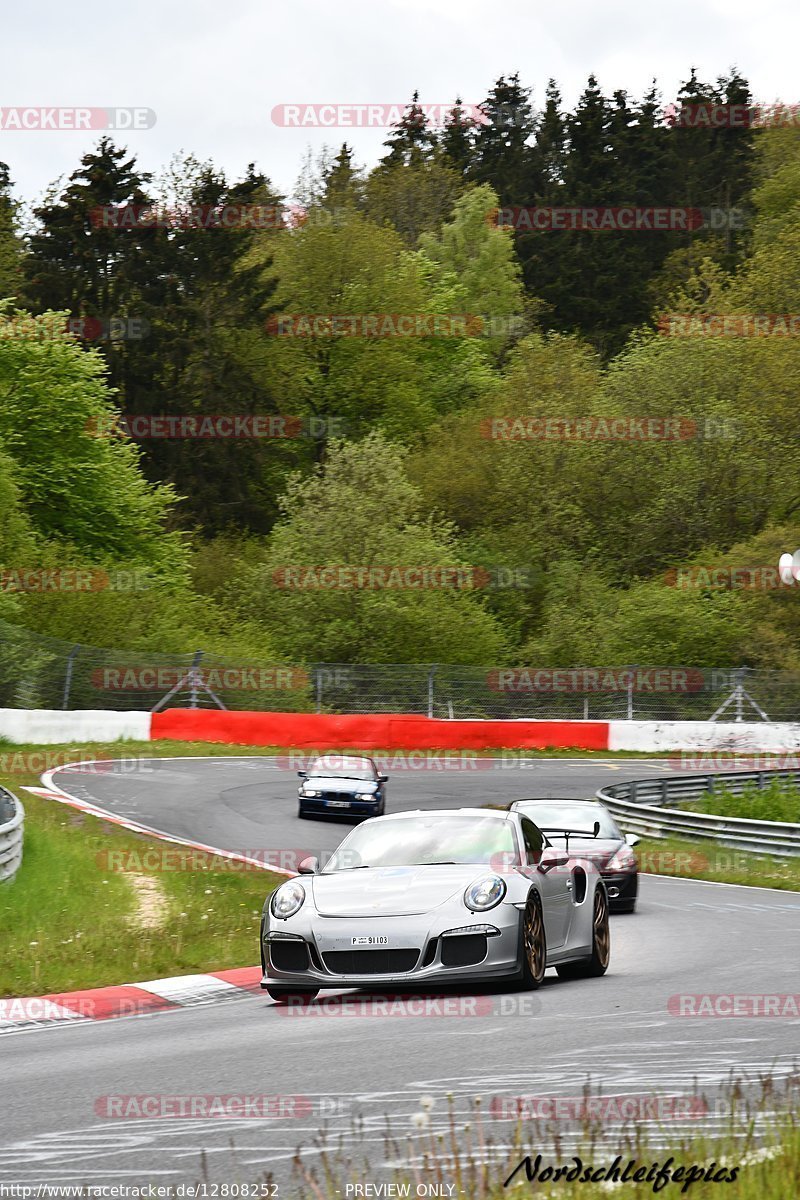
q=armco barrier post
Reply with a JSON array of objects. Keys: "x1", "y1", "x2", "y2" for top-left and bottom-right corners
[
  {"x1": 427, "y1": 664, "x2": 438, "y2": 720},
  {"x1": 62, "y1": 644, "x2": 80, "y2": 710}
]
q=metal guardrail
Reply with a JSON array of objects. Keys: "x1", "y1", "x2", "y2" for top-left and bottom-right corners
[
  {"x1": 0, "y1": 785, "x2": 24, "y2": 882},
  {"x1": 597, "y1": 769, "x2": 800, "y2": 857}
]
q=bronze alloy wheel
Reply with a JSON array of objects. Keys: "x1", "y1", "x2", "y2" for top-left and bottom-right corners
[
  {"x1": 520, "y1": 893, "x2": 547, "y2": 988},
  {"x1": 593, "y1": 886, "x2": 610, "y2": 968},
  {"x1": 556, "y1": 884, "x2": 611, "y2": 979}
]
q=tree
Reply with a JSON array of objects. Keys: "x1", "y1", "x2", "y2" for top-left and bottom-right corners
[
  {"x1": 0, "y1": 306, "x2": 186, "y2": 579},
  {"x1": 418, "y1": 184, "x2": 528, "y2": 358},
  {"x1": 25, "y1": 138, "x2": 157, "y2": 324},
  {"x1": 365, "y1": 155, "x2": 465, "y2": 247},
  {"x1": 0, "y1": 165, "x2": 22, "y2": 301},
  {"x1": 234, "y1": 432, "x2": 507, "y2": 664},
  {"x1": 470, "y1": 74, "x2": 537, "y2": 204},
  {"x1": 135, "y1": 156, "x2": 285, "y2": 532},
  {"x1": 380, "y1": 91, "x2": 436, "y2": 168},
  {"x1": 438, "y1": 98, "x2": 480, "y2": 177},
  {"x1": 320, "y1": 143, "x2": 364, "y2": 211},
  {"x1": 261, "y1": 209, "x2": 495, "y2": 453}
]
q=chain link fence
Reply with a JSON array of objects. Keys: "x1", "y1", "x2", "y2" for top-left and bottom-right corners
[{"x1": 0, "y1": 619, "x2": 797, "y2": 720}]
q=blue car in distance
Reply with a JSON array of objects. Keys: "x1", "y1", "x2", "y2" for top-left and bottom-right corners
[{"x1": 297, "y1": 754, "x2": 387, "y2": 820}]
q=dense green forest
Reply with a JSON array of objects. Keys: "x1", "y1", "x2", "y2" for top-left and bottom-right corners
[{"x1": 1, "y1": 69, "x2": 799, "y2": 670}]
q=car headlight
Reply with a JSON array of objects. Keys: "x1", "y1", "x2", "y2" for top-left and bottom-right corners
[
  {"x1": 356, "y1": 792, "x2": 375, "y2": 801},
  {"x1": 270, "y1": 881, "x2": 306, "y2": 918},
  {"x1": 464, "y1": 875, "x2": 506, "y2": 912},
  {"x1": 607, "y1": 846, "x2": 637, "y2": 871},
  {"x1": 300, "y1": 788, "x2": 321, "y2": 797}
]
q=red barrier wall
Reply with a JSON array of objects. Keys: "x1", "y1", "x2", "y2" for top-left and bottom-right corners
[{"x1": 151, "y1": 709, "x2": 610, "y2": 751}]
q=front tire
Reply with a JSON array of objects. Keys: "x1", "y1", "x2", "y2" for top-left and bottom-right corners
[
  {"x1": 517, "y1": 892, "x2": 547, "y2": 989},
  {"x1": 556, "y1": 885, "x2": 610, "y2": 979},
  {"x1": 266, "y1": 987, "x2": 319, "y2": 1003}
]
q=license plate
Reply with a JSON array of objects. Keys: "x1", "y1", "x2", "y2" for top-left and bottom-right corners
[
  {"x1": 326, "y1": 799, "x2": 350, "y2": 807},
  {"x1": 352, "y1": 935, "x2": 388, "y2": 946}
]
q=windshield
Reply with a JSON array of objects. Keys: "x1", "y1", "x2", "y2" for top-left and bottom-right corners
[
  {"x1": 308, "y1": 755, "x2": 376, "y2": 781},
  {"x1": 516, "y1": 803, "x2": 621, "y2": 840},
  {"x1": 322, "y1": 814, "x2": 518, "y2": 872}
]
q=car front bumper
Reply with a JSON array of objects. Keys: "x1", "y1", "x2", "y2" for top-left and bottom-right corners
[
  {"x1": 602, "y1": 870, "x2": 638, "y2": 908},
  {"x1": 262, "y1": 904, "x2": 523, "y2": 990},
  {"x1": 298, "y1": 795, "x2": 382, "y2": 815}
]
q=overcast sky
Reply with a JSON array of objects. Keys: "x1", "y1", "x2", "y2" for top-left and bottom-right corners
[{"x1": 2, "y1": 0, "x2": 797, "y2": 208}]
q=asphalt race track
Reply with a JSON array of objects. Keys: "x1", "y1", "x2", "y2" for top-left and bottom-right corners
[{"x1": 1, "y1": 756, "x2": 799, "y2": 1195}]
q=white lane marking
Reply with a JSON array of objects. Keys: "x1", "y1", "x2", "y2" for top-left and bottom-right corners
[{"x1": 646, "y1": 873, "x2": 800, "y2": 897}]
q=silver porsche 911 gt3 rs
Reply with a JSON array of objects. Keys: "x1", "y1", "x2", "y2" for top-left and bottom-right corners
[{"x1": 260, "y1": 808, "x2": 610, "y2": 1001}]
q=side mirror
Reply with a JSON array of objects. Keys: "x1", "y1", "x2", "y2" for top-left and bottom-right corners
[
  {"x1": 624, "y1": 834, "x2": 640, "y2": 848},
  {"x1": 539, "y1": 846, "x2": 569, "y2": 872},
  {"x1": 377, "y1": 774, "x2": 388, "y2": 783},
  {"x1": 298, "y1": 856, "x2": 319, "y2": 874},
  {"x1": 297, "y1": 770, "x2": 307, "y2": 778}
]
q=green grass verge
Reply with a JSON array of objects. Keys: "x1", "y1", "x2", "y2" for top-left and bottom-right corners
[
  {"x1": 0, "y1": 783, "x2": 285, "y2": 998},
  {"x1": 692, "y1": 778, "x2": 800, "y2": 823},
  {"x1": 636, "y1": 834, "x2": 800, "y2": 890}
]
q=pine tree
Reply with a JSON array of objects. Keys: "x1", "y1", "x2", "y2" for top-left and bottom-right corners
[
  {"x1": 469, "y1": 74, "x2": 536, "y2": 204},
  {"x1": 527, "y1": 80, "x2": 567, "y2": 200},
  {"x1": 438, "y1": 98, "x2": 480, "y2": 177},
  {"x1": 0, "y1": 165, "x2": 22, "y2": 300},
  {"x1": 135, "y1": 158, "x2": 284, "y2": 531},
  {"x1": 381, "y1": 91, "x2": 436, "y2": 167},
  {"x1": 320, "y1": 143, "x2": 364, "y2": 211},
  {"x1": 25, "y1": 138, "x2": 156, "y2": 318}
]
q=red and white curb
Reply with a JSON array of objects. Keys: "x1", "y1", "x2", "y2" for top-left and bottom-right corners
[
  {"x1": 0, "y1": 966, "x2": 264, "y2": 1035},
  {"x1": 0, "y1": 769, "x2": 295, "y2": 1036}
]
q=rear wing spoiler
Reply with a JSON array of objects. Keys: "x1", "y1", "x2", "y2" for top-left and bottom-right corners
[{"x1": 538, "y1": 823, "x2": 600, "y2": 854}]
